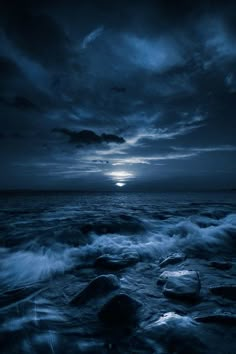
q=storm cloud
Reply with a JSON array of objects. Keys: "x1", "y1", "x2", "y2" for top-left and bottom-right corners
[{"x1": 53, "y1": 128, "x2": 125, "y2": 146}]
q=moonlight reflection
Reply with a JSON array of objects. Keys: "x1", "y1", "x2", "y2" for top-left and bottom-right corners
[
  {"x1": 116, "y1": 182, "x2": 126, "y2": 187},
  {"x1": 108, "y1": 171, "x2": 133, "y2": 179},
  {"x1": 106, "y1": 171, "x2": 134, "y2": 187}
]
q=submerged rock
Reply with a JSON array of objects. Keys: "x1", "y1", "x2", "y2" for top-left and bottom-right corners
[
  {"x1": 98, "y1": 293, "x2": 142, "y2": 326},
  {"x1": 209, "y1": 261, "x2": 232, "y2": 270},
  {"x1": 95, "y1": 252, "x2": 139, "y2": 270},
  {"x1": 195, "y1": 312, "x2": 236, "y2": 325},
  {"x1": 209, "y1": 285, "x2": 236, "y2": 300},
  {"x1": 70, "y1": 274, "x2": 120, "y2": 305},
  {"x1": 158, "y1": 270, "x2": 201, "y2": 300},
  {"x1": 159, "y1": 252, "x2": 186, "y2": 268}
]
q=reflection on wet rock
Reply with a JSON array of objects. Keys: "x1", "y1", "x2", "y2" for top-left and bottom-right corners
[
  {"x1": 143, "y1": 312, "x2": 204, "y2": 354},
  {"x1": 159, "y1": 270, "x2": 201, "y2": 301},
  {"x1": 159, "y1": 252, "x2": 186, "y2": 267}
]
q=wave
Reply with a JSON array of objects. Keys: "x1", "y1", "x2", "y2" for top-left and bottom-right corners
[{"x1": 1, "y1": 213, "x2": 235, "y2": 292}]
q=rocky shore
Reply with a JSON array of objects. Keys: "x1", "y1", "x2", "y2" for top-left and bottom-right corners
[
  {"x1": 1, "y1": 250, "x2": 235, "y2": 354},
  {"x1": 0, "y1": 192, "x2": 235, "y2": 353}
]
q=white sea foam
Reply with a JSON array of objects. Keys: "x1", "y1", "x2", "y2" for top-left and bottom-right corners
[{"x1": 1, "y1": 213, "x2": 235, "y2": 290}]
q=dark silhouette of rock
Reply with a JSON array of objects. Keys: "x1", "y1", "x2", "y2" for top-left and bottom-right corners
[
  {"x1": 158, "y1": 270, "x2": 201, "y2": 300},
  {"x1": 95, "y1": 253, "x2": 139, "y2": 270},
  {"x1": 98, "y1": 293, "x2": 142, "y2": 325},
  {"x1": 209, "y1": 285, "x2": 236, "y2": 300},
  {"x1": 159, "y1": 252, "x2": 186, "y2": 268},
  {"x1": 209, "y1": 261, "x2": 232, "y2": 270},
  {"x1": 70, "y1": 275, "x2": 120, "y2": 305},
  {"x1": 195, "y1": 313, "x2": 236, "y2": 325}
]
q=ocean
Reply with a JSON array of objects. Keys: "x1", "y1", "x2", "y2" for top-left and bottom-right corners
[{"x1": 0, "y1": 192, "x2": 236, "y2": 353}]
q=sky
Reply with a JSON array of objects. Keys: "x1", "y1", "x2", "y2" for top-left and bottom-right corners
[{"x1": 0, "y1": 0, "x2": 236, "y2": 191}]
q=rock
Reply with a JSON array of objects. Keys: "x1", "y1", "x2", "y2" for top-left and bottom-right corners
[
  {"x1": 195, "y1": 313, "x2": 236, "y2": 325},
  {"x1": 209, "y1": 285, "x2": 236, "y2": 300},
  {"x1": 158, "y1": 270, "x2": 201, "y2": 300},
  {"x1": 98, "y1": 293, "x2": 142, "y2": 325},
  {"x1": 70, "y1": 274, "x2": 120, "y2": 305},
  {"x1": 144, "y1": 312, "x2": 197, "y2": 338},
  {"x1": 143, "y1": 312, "x2": 203, "y2": 354},
  {"x1": 95, "y1": 253, "x2": 139, "y2": 270},
  {"x1": 159, "y1": 252, "x2": 186, "y2": 268},
  {"x1": 158, "y1": 270, "x2": 195, "y2": 284},
  {"x1": 209, "y1": 261, "x2": 232, "y2": 270}
]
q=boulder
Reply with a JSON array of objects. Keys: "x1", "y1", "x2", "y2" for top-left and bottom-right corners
[
  {"x1": 98, "y1": 293, "x2": 142, "y2": 325},
  {"x1": 209, "y1": 261, "x2": 232, "y2": 270},
  {"x1": 209, "y1": 285, "x2": 236, "y2": 300},
  {"x1": 70, "y1": 274, "x2": 120, "y2": 305},
  {"x1": 158, "y1": 270, "x2": 201, "y2": 300},
  {"x1": 95, "y1": 253, "x2": 139, "y2": 270},
  {"x1": 159, "y1": 252, "x2": 186, "y2": 268},
  {"x1": 158, "y1": 270, "x2": 194, "y2": 284},
  {"x1": 143, "y1": 312, "x2": 203, "y2": 354}
]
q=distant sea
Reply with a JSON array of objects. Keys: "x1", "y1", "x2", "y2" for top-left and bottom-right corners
[{"x1": 0, "y1": 192, "x2": 236, "y2": 353}]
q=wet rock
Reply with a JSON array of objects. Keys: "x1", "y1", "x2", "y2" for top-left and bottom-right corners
[
  {"x1": 143, "y1": 312, "x2": 203, "y2": 354},
  {"x1": 195, "y1": 312, "x2": 236, "y2": 325},
  {"x1": 98, "y1": 293, "x2": 142, "y2": 326},
  {"x1": 209, "y1": 261, "x2": 232, "y2": 270},
  {"x1": 158, "y1": 270, "x2": 195, "y2": 284},
  {"x1": 95, "y1": 252, "x2": 139, "y2": 270},
  {"x1": 159, "y1": 252, "x2": 186, "y2": 268},
  {"x1": 158, "y1": 270, "x2": 201, "y2": 300},
  {"x1": 70, "y1": 274, "x2": 120, "y2": 305},
  {"x1": 209, "y1": 285, "x2": 236, "y2": 300}
]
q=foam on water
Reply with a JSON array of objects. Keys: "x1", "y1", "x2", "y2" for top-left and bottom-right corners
[
  {"x1": 1, "y1": 211, "x2": 235, "y2": 291},
  {"x1": 0, "y1": 192, "x2": 235, "y2": 353}
]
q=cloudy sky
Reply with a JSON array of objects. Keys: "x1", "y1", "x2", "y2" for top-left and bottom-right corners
[{"x1": 0, "y1": 0, "x2": 236, "y2": 191}]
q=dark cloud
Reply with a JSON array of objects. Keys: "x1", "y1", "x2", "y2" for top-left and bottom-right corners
[
  {"x1": 53, "y1": 128, "x2": 125, "y2": 146},
  {"x1": 0, "y1": 95, "x2": 40, "y2": 111},
  {"x1": 1, "y1": 6, "x2": 70, "y2": 69},
  {"x1": 0, "y1": 0, "x2": 235, "y2": 190},
  {"x1": 0, "y1": 56, "x2": 20, "y2": 78},
  {"x1": 92, "y1": 160, "x2": 109, "y2": 164}
]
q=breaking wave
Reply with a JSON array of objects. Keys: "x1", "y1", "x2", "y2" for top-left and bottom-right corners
[{"x1": 0, "y1": 192, "x2": 235, "y2": 353}]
